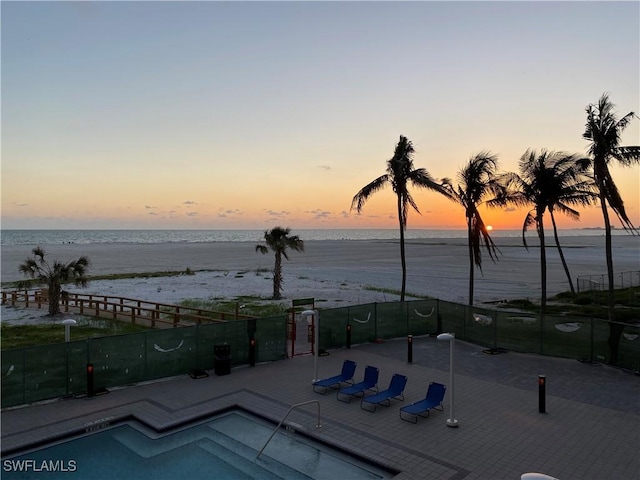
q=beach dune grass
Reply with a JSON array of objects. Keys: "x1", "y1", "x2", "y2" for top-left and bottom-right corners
[{"x1": 499, "y1": 286, "x2": 640, "y2": 322}]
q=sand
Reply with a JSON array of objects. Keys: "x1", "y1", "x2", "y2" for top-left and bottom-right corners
[{"x1": 1, "y1": 235, "x2": 639, "y2": 323}]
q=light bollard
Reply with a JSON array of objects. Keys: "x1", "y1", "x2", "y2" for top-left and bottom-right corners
[
  {"x1": 407, "y1": 335, "x2": 413, "y2": 364},
  {"x1": 538, "y1": 375, "x2": 546, "y2": 413}
]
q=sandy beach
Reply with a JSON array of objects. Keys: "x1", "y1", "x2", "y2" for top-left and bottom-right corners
[{"x1": 1, "y1": 236, "x2": 638, "y2": 317}]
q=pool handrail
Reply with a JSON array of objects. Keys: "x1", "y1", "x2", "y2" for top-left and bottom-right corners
[{"x1": 255, "y1": 400, "x2": 321, "y2": 460}]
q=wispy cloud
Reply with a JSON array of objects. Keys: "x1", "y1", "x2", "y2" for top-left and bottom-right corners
[
  {"x1": 11, "y1": 202, "x2": 29, "y2": 207},
  {"x1": 317, "y1": 165, "x2": 331, "y2": 171},
  {"x1": 266, "y1": 210, "x2": 290, "y2": 218},
  {"x1": 147, "y1": 211, "x2": 159, "y2": 216},
  {"x1": 145, "y1": 205, "x2": 156, "y2": 210},
  {"x1": 186, "y1": 211, "x2": 198, "y2": 217},
  {"x1": 183, "y1": 200, "x2": 197, "y2": 206},
  {"x1": 218, "y1": 208, "x2": 242, "y2": 218},
  {"x1": 306, "y1": 209, "x2": 331, "y2": 219}
]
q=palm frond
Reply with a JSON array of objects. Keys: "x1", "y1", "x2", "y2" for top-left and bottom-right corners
[{"x1": 350, "y1": 174, "x2": 389, "y2": 212}]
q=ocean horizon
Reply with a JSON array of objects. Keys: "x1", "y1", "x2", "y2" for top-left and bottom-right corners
[{"x1": 0, "y1": 228, "x2": 619, "y2": 246}]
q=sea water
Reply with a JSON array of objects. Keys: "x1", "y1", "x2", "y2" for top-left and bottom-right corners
[{"x1": 0, "y1": 228, "x2": 611, "y2": 246}]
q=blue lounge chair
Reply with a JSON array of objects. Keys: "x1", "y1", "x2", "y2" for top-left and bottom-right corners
[
  {"x1": 313, "y1": 360, "x2": 357, "y2": 394},
  {"x1": 399, "y1": 382, "x2": 446, "y2": 423},
  {"x1": 336, "y1": 365, "x2": 379, "y2": 403},
  {"x1": 360, "y1": 373, "x2": 407, "y2": 412}
]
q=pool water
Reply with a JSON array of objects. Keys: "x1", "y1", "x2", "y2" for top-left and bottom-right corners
[{"x1": 2, "y1": 411, "x2": 393, "y2": 479}]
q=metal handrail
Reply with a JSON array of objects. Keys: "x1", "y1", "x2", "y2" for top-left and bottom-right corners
[{"x1": 255, "y1": 400, "x2": 321, "y2": 460}]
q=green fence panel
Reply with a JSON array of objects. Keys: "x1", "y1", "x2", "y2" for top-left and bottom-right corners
[
  {"x1": 618, "y1": 323, "x2": 640, "y2": 371},
  {"x1": 438, "y1": 301, "x2": 466, "y2": 337},
  {"x1": 347, "y1": 304, "x2": 377, "y2": 344},
  {"x1": 255, "y1": 316, "x2": 287, "y2": 362},
  {"x1": 2, "y1": 299, "x2": 637, "y2": 409},
  {"x1": 465, "y1": 306, "x2": 496, "y2": 349},
  {"x1": 66, "y1": 340, "x2": 89, "y2": 395},
  {"x1": 145, "y1": 328, "x2": 200, "y2": 379},
  {"x1": 319, "y1": 307, "x2": 349, "y2": 349},
  {"x1": 88, "y1": 333, "x2": 146, "y2": 388},
  {"x1": 495, "y1": 311, "x2": 540, "y2": 353},
  {"x1": 195, "y1": 323, "x2": 219, "y2": 370},
  {"x1": 541, "y1": 315, "x2": 593, "y2": 361},
  {"x1": 1, "y1": 349, "x2": 25, "y2": 408},
  {"x1": 376, "y1": 302, "x2": 407, "y2": 339},
  {"x1": 23, "y1": 343, "x2": 68, "y2": 404},
  {"x1": 407, "y1": 299, "x2": 439, "y2": 336}
]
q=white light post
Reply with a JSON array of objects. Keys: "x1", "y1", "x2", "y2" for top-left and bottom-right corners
[
  {"x1": 437, "y1": 332, "x2": 459, "y2": 428},
  {"x1": 62, "y1": 319, "x2": 77, "y2": 342},
  {"x1": 301, "y1": 310, "x2": 319, "y2": 383}
]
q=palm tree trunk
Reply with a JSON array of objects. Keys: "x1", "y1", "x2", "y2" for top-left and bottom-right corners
[
  {"x1": 467, "y1": 218, "x2": 474, "y2": 306},
  {"x1": 600, "y1": 194, "x2": 622, "y2": 364},
  {"x1": 397, "y1": 195, "x2": 407, "y2": 302},
  {"x1": 48, "y1": 281, "x2": 61, "y2": 316},
  {"x1": 273, "y1": 252, "x2": 282, "y2": 300},
  {"x1": 550, "y1": 212, "x2": 575, "y2": 295},
  {"x1": 538, "y1": 215, "x2": 547, "y2": 352}
]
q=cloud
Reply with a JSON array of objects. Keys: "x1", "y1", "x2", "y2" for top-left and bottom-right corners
[
  {"x1": 218, "y1": 208, "x2": 242, "y2": 218},
  {"x1": 183, "y1": 200, "x2": 197, "y2": 205},
  {"x1": 340, "y1": 211, "x2": 350, "y2": 218},
  {"x1": 185, "y1": 211, "x2": 198, "y2": 217},
  {"x1": 11, "y1": 202, "x2": 29, "y2": 207},
  {"x1": 147, "y1": 211, "x2": 159, "y2": 216},
  {"x1": 144, "y1": 205, "x2": 156, "y2": 209},
  {"x1": 317, "y1": 165, "x2": 331, "y2": 171},
  {"x1": 266, "y1": 210, "x2": 290, "y2": 218},
  {"x1": 305, "y1": 209, "x2": 331, "y2": 219}
]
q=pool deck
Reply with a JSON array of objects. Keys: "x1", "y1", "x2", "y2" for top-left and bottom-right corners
[{"x1": 2, "y1": 336, "x2": 639, "y2": 480}]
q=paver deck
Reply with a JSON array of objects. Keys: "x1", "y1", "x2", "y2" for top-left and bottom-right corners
[{"x1": 2, "y1": 336, "x2": 639, "y2": 479}]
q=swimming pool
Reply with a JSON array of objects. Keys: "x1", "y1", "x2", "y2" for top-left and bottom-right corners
[{"x1": 2, "y1": 410, "x2": 395, "y2": 479}]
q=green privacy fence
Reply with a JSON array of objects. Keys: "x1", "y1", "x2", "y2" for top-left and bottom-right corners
[{"x1": 2, "y1": 299, "x2": 638, "y2": 408}]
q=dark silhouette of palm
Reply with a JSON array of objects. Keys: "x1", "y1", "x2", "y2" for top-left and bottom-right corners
[
  {"x1": 583, "y1": 93, "x2": 640, "y2": 363},
  {"x1": 255, "y1": 227, "x2": 304, "y2": 300},
  {"x1": 351, "y1": 135, "x2": 450, "y2": 301},
  {"x1": 19, "y1": 246, "x2": 90, "y2": 315},
  {"x1": 493, "y1": 150, "x2": 594, "y2": 323},
  {"x1": 445, "y1": 152, "x2": 502, "y2": 306}
]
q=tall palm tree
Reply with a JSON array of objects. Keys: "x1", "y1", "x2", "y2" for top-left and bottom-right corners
[
  {"x1": 19, "y1": 246, "x2": 90, "y2": 315},
  {"x1": 255, "y1": 227, "x2": 304, "y2": 300},
  {"x1": 583, "y1": 93, "x2": 640, "y2": 364},
  {"x1": 351, "y1": 135, "x2": 451, "y2": 301},
  {"x1": 493, "y1": 150, "x2": 595, "y2": 325},
  {"x1": 445, "y1": 152, "x2": 502, "y2": 306}
]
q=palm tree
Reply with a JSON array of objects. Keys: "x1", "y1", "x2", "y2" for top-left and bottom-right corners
[
  {"x1": 583, "y1": 93, "x2": 640, "y2": 364},
  {"x1": 351, "y1": 135, "x2": 451, "y2": 301},
  {"x1": 255, "y1": 227, "x2": 305, "y2": 300},
  {"x1": 493, "y1": 150, "x2": 595, "y2": 325},
  {"x1": 19, "y1": 246, "x2": 90, "y2": 315},
  {"x1": 445, "y1": 152, "x2": 502, "y2": 306}
]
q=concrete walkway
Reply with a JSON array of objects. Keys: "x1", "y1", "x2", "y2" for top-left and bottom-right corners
[{"x1": 2, "y1": 337, "x2": 639, "y2": 479}]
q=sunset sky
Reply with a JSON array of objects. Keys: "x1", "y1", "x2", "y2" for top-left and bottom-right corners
[{"x1": 2, "y1": 1, "x2": 639, "y2": 231}]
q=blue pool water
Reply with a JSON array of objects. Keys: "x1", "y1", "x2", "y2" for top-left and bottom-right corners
[{"x1": 2, "y1": 411, "x2": 393, "y2": 479}]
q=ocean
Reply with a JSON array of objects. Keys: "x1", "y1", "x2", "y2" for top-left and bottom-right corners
[{"x1": 0, "y1": 228, "x2": 613, "y2": 246}]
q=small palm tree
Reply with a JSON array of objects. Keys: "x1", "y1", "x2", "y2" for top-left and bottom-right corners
[
  {"x1": 583, "y1": 93, "x2": 640, "y2": 363},
  {"x1": 351, "y1": 135, "x2": 451, "y2": 301},
  {"x1": 255, "y1": 227, "x2": 305, "y2": 300},
  {"x1": 19, "y1": 246, "x2": 90, "y2": 315},
  {"x1": 493, "y1": 150, "x2": 594, "y2": 323},
  {"x1": 445, "y1": 152, "x2": 503, "y2": 306}
]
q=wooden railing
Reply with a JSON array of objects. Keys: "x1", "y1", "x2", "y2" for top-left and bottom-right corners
[{"x1": 1, "y1": 289, "x2": 255, "y2": 328}]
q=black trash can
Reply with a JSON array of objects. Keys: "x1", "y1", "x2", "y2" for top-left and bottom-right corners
[{"x1": 214, "y1": 344, "x2": 231, "y2": 376}]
